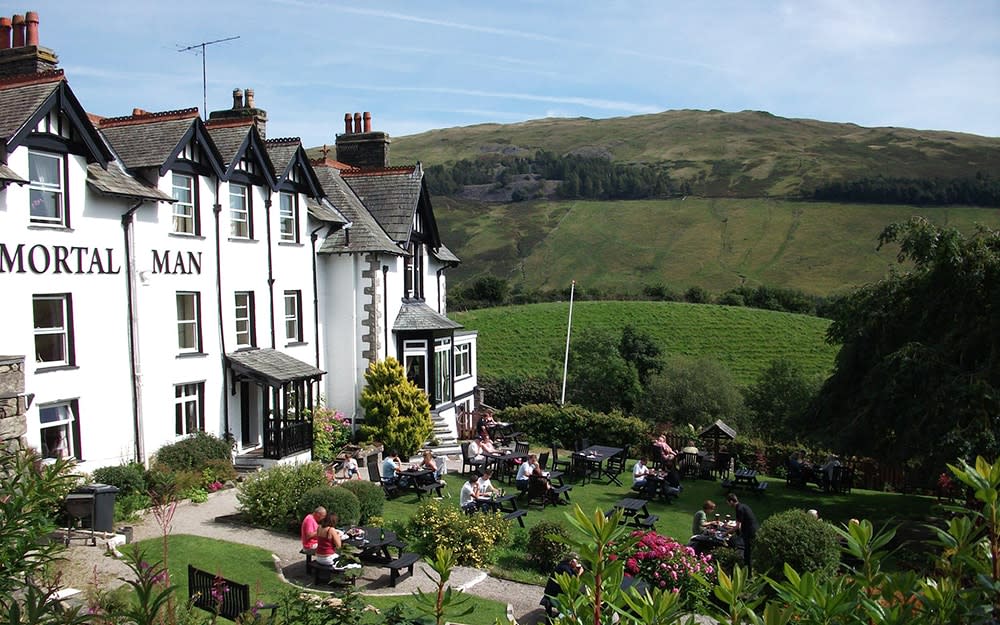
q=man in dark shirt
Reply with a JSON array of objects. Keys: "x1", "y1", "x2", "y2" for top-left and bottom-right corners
[{"x1": 726, "y1": 492, "x2": 759, "y2": 572}]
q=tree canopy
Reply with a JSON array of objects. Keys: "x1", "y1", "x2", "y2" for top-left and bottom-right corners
[{"x1": 814, "y1": 217, "x2": 1000, "y2": 474}]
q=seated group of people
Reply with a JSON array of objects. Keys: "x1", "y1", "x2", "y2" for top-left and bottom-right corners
[
  {"x1": 788, "y1": 451, "x2": 841, "y2": 489},
  {"x1": 459, "y1": 468, "x2": 504, "y2": 512},
  {"x1": 466, "y1": 432, "x2": 502, "y2": 460},
  {"x1": 652, "y1": 436, "x2": 702, "y2": 473},
  {"x1": 381, "y1": 449, "x2": 447, "y2": 490},
  {"x1": 631, "y1": 457, "x2": 682, "y2": 499}
]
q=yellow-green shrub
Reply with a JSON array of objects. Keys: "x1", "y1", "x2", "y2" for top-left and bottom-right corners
[{"x1": 404, "y1": 499, "x2": 510, "y2": 568}]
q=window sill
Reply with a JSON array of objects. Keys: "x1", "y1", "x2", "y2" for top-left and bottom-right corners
[
  {"x1": 34, "y1": 364, "x2": 80, "y2": 373},
  {"x1": 176, "y1": 351, "x2": 208, "y2": 359},
  {"x1": 227, "y1": 237, "x2": 258, "y2": 243},
  {"x1": 233, "y1": 346, "x2": 257, "y2": 352},
  {"x1": 169, "y1": 232, "x2": 206, "y2": 240},
  {"x1": 277, "y1": 241, "x2": 303, "y2": 247},
  {"x1": 28, "y1": 224, "x2": 72, "y2": 232},
  {"x1": 455, "y1": 373, "x2": 473, "y2": 381},
  {"x1": 284, "y1": 341, "x2": 307, "y2": 347}
]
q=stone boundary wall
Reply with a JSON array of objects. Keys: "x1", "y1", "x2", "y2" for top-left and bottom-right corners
[{"x1": 0, "y1": 355, "x2": 27, "y2": 451}]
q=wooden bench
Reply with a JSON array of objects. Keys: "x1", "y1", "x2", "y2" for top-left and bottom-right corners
[
  {"x1": 388, "y1": 552, "x2": 421, "y2": 587},
  {"x1": 301, "y1": 547, "x2": 316, "y2": 572},
  {"x1": 633, "y1": 514, "x2": 659, "y2": 529},
  {"x1": 312, "y1": 560, "x2": 361, "y2": 586},
  {"x1": 188, "y1": 565, "x2": 276, "y2": 621},
  {"x1": 503, "y1": 508, "x2": 528, "y2": 527}
]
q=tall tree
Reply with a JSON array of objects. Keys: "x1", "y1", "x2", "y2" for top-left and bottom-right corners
[
  {"x1": 359, "y1": 357, "x2": 434, "y2": 458},
  {"x1": 563, "y1": 328, "x2": 642, "y2": 413},
  {"x1": 618, "y1": 325, "x2": 662, "y2": 386},
  {"x1": 814, "y1": 218, "x2": 1000, "y2": 474}
]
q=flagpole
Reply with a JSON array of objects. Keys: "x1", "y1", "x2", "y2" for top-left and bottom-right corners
[{"x1": 560, "y1": 280, "x2": 576, "y2": 405}]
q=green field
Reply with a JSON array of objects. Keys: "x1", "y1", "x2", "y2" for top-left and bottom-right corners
[
  {"x1": 453, "y1": 300, "x2": 837, "y2": 385},
  {"x1": 437, "y1": 196, "x2": 1000, "y2": 295}
]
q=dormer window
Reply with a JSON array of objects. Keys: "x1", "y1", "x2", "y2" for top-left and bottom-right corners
[
  {"x1": 403, "y1": 242, "x2": 424, "y2": 299},
  {"x1": 279, "y1": 192, "x2": 298, "y2": 242},
  {"x1": 172, "y1": 173, "x2": 198, "y2": 234},
  {"x1": 230, "y1": 183, "x2": 252, "y2": 239},
  {"x1": 28, "y1": 151, "x2": 65, "y2": 227}
]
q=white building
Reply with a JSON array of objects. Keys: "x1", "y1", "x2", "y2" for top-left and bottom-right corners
[{"x1": 0, "y1": 15, "x2": 475, "y2": 471}]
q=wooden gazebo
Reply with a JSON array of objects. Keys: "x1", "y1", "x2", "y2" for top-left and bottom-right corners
[{"x1": 698, "y1": 419, "x2": 737, "y2": 479}]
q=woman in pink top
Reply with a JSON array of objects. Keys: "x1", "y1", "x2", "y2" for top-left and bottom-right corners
[{"x1": 315, "y1": 513, "x2": 342, "y2": 566}]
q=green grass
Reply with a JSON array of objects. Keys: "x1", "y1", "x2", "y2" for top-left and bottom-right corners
[
  {"x1": 453, "y1": 300, "x2": 838, "y2": 385},
  {"x1": 132, "y1": 535, "x2": 509, "y2": 624},
  {"x1": 435, "y1": 196, "x2": 1000, "y2": 296}
]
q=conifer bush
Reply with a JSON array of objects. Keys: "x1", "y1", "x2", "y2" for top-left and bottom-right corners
[{"x1": 359, "y1": 358, "x2": 433, "y2": 458}]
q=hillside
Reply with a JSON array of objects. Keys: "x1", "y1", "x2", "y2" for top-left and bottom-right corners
[
  {"x1": 452, "y1": 301, "x2": 838, "y2": 386},
  {"x1": 387, "y1": 109, "x2": 1000, "y2": 198}
]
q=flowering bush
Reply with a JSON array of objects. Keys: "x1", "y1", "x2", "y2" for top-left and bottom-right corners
[
  {"x1": 613, "y1": 530, "x2": 714, "y2": 610},
  {"x1": 404, "y1": 499, "x2": 510, "y2": 568},
  {"x1": 313, "y1": 408, "x2": 352, "y2": 463}
]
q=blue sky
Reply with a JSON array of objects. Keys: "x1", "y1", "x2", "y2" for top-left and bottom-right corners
[{"x1": 23, "y1": 0, "x2": 1000, "y2": 145}]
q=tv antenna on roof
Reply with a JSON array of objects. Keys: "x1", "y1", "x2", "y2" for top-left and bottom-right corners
[{"x1": 177, "y1": 35, "x2": 240, "y2": 120}]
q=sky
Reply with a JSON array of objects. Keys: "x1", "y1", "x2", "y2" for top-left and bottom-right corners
[{"x1": 20, "y1": 0, "x2": 1000, "y2": 146}]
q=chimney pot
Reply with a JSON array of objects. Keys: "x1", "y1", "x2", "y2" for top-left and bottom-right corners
[
  {"x1": 25, "y1": 11, "x2": 38, "y2": 47},
  {"x1": 11, "y1": 14, "x2": 25, "y2": 48},
  {"x1": 0, "y1": 17, "x2": 11, "y2": 50},
  {"x1": 245, "y1": 87, "x2": 255, "y2": 109},
  {"x1": 353, "y1": 112, "x2": 362, "y2": 134},
  {"x1": 132, "y1": 108, "x2": 147, "y2": 116},
  {"x1": 363, "y1": 111, "x2": 371, "y2": 133},
  {"x1": 232, "y1": 88, "x2": 243, "y2": 110},
  {"x1": 344, "y1": 113, "x2": 353, "y2": 134}
]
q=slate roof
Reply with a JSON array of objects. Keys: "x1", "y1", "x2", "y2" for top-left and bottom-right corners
[
  {"x1": 265, "y1": 138, "x2": 298, "y2": 179},
  {"x1": 206, "y1": 124, "x2": 250, "y2": 166},
  {"x1": 0, "y1": 163, "x2": 26, "y2": 184},
  {"x1": 341, "y1": 166, "x2": 422, "y2": 242},
  {"x1": 431, "y1": 243, "x2": 460, "y2": 264},
  {"x1": 699, "y1": 419, "x2": 737, "y2": 441},
  {"x1": 86, "y1": 162, "x2": 173, "y2": 202},
  {"x1": 226, "y1": 348, "x2": 325, "y2": 386},
  {"x1": 306, "y1": 197, "x2": 349, "y2": 225},
  {"x1": 98, "y1": 110, "x2": 200, "y2": 169},
  {"x1": 0, "y1": 71, "x2": 61, "y2": 142},
  {"x1": 313, "y1": 164, "x2": 401, "y2": 255},
  {"x1": 393, "y1": 301, "x2": 462, "y2": 331}
]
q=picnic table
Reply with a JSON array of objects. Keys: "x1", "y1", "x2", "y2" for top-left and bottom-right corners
[
  {"x1": 483, "y1": 450, "x2": 527, "y2": 483},
  {"x1": 611, "y1": 497, "x2": 658, "y2": 529},
  {"x1": 689, "y1": 521, "x2": 736, "y2": 555},
  {"x1": 399, "y1": 467, "x2": 441, "y2": 498},
  {"x1": 573, "y1": 445, "x2": 624, "y2": 486},
  {"x1": 722, "y1": 468, "x2": 768, "y2": 494}
]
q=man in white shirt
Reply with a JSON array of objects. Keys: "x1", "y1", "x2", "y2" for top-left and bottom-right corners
[
  {"x1": 459, "y1": 474, "x2": 479, "y2": 513},
  {"x1": 632, "y1": 458, "x2": 650, "y2": 490},
  {"x1": 516, "y1": 453, "x2": 538, "y2": 491},
  {"x1": 468, "y1": 437, "x2": 484, "y2": 460}
]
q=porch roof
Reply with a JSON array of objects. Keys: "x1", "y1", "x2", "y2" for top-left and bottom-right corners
[
  {"x1": 226, "y1": 348, "x2": 325, "y2": 386},
  {"x1": 393, "y1": 301, "x2": 462, "y2": 331}
]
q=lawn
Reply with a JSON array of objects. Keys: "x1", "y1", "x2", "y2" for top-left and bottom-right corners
[
  {"x1": 382, "y1": 455, "x2": 939, "y2": 585},
  {"x1": 132, "y1": 535, "x2": 509, "y2": 625}
]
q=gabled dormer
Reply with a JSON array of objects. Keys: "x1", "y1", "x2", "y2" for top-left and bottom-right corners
[{"x1": 265, "y1": 137, "x2": 348, "y2": 242}]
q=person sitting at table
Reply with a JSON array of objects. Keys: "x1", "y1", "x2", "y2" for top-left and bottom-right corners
[
  {"x1": 516, "y1": 453, "x2": 538, "y2": 492},
  {"x1": 341, "y1": 452, "x2": 360, "y2": 481},
  {"x1": 459, "y1": 474, "x2": 480, "y2": 513},
  {"x1": 314, "y1": 512, "x2": 343, "y2": 566},
  {"x1": 692, "y1": 500, "x2": 716, "y2": 537},
  {"x1": 632, "y1": 458, "x2": 651, "y2": 491},
  {"x1": 468, "y1": 436, "x2": 485, "y2": 461},
  {"x1": 477, "y1": 411, "x2": 497, "y2": 438},
  {"x1": 477, "y1": 468, "x2": 502, "y2": 498},
  {"x1": 663, "y1": 466, "x2": 682, "y2": 497},
  {"x1": 819, "y1": 455, "x2": 841, "y2": 490},
  {"x1": 542, "y1": 555, "x2": 584, "y2": 617},
  {"x1": 679, "y1": 440, "x2": 700, "y2": 473},
  {"x1": 382, "y1": 450, "x2": 412, "y2": 488},
  {"x1": 652, "y1": 434, "x2": 677, "y2": 465},
  {"x1": 479, "y1": 433, "x2": 499, "y2": 455},
  {"x1": 300, "y1": 506, "x2": 327, "y2": 549}
]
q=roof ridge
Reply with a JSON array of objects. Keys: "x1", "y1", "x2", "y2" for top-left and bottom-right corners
[
  {"x1": 265, "y1": 136, "x2": 301, "y2": 145},
  {"x1": 340, "y1": 165, "x2": 416, "y2": 177},
  {"x1": 98, "y1": 107, "x2": 200, "y2": 128},
  {"x1": 205, "y1": 117, "x2": 253, "y2": 129},
  {"x1": 0, "y1": 69, "x2": 64, "y2": 91},
  {"x1": 310, "y1": 157, "x2": 356, "y2": 171}
]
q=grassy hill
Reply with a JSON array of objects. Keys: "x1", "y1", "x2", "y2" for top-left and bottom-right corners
[
  {"x1": 452, "y1": 300, "x2": 838, "y2": 386},
  {"x1": 436, "y1": 196, "x2": 1000, "y2": 295}
]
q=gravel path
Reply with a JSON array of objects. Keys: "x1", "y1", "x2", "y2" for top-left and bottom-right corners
[{"x1": 57, "y1": 488, "x2": 549, "y2": 624}]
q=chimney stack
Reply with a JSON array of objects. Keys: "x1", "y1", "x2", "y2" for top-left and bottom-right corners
[
  {"x1": 209, "y1": 86, "x2": 268, "y2": 139},
  {"x1": 344, "y1": 113, "x2": 353, "y2": 134},
  {"x1": 336, "y1": 109, "x2": 391, "y2": 168},
  {"x1": 0, "y1": 11, "x2": 59, "y2": 78},
  {"x1": 244, "y1": 87, "x2": 255, "y2": 109},
  {"x1": 232, "y1": 88, "x2": 243, "y2": 109},
  {"x1": 11, "y1": 14, "x2": 24, "y2": 48},
  {"x1": 363, "y1": 111, "x2": 371, "y2": 133},
  {"x1": 0, "y1": 18, "x2": 11, "y2": 50},
  {"x1": 353, "y1": 112, "x2": 362, "y2": 134},
  {"x1": 25, "y1": 11, "x2": 38, "y2": 46}
]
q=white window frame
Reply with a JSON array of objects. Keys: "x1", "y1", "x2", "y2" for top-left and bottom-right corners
[
  {"x1": 174, "y1": 382, "x2": 205, "y2": 436},
  {"x1": 454, "y1": 342, "x2": 472, "y2": 379},
  {"x1": 28, "y1": 151, "x2": 65, "y2": 226},
  {"x1": 171, "y1": 173, "x2": 196, "y2": 234},
  {"x1": 39, "y1": 401, "x2": 77, "y2": 460},
  {"x1": 403, "y1": 340, "x2": 428, "y2": 391},
  {"x1": 235, "y1": 291, "x2": 255, "y2": 348},
  {"x1": 279, "y1": 192, "x2": 298, "y2": 242},
  {"x1": 176, "y1": 292, "x2": 201, "y2": 352},
  {"x1": 32, "y1": 294, "x2": 72, "y2": 366},
  {"x1": 435, "y1": 337, "x2": 453, "y2": 404},
  {"x1": 284, "y1": 290, "x2": 302, "y2": 342},
  {"x1": 230, "y1": 184, "x2": 250, "y2": 239}
]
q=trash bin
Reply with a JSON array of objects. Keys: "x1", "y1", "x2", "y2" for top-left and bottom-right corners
[{"x1": 70, "y1": 483, "x2": 119, "y2": 534}]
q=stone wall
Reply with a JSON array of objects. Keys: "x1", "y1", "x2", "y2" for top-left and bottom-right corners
[{"x1": 0, "y1": 355, "x2": 27, "y2": 452}]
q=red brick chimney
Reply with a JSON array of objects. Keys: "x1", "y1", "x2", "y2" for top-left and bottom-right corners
[
  {"x1": 25, "y1": 11, "x2": 38, "y2": 46},
  {"x1": 363, "y1": 111, "x2": 371, "y2": 133},
  {"x1": 11, "y1": 14, "x2": 24, "y2": 48},
  {"x1": 0, "y1": 18, "x2": 11, "y2": 50},
  {"x1": 353, "y1": 112, "x2": 362, "y2": 134},
  {"x1": 336, "y1": 110, "x2": 391, "y2": 168},
  {"x1": 344, "y1": 112, "x2": 353, "y2": 134}
]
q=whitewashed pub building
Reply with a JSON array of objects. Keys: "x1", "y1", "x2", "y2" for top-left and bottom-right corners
[{"x1": 0, "y1": 14, "x2": 477, "y2": 472}]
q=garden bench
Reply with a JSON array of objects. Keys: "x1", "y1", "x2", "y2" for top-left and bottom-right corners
[
  {"x1": 495, "y1": 493, "x2": 528, "y2": 527},
  {"x1": 312, "y1": 560, "x2": 361, "y2": 586},
  {"x1": 301, "y1": 546, "x2": 316, "y2": 572},
  {"x1": 188, "y1": 565, "x2": 276, "y2": 621},
  {"x1": 503, "y1": 508, "x2": 528, "y2": 527},
  {"x1": 387, "y1": 552, "x2": 421, "y2": 586},
  {"x1": 633, "y1": 514, "x2": 659, "y2": 529}
]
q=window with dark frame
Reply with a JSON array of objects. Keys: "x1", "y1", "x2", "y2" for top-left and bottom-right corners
[
  {"x1": 176, "y1": 292, "x2": 202, "y2": 352},
  {"x1": 229, "y1": 183, "x2": 251, "y2": 238},
  {"x1": 28, "y1": 151, "x2": 65, "y2": 226},
  {"x1": 171, "y1": 173, "x2": 198, "y2": 234},
  {"x1": 235, "y1": 291, "x2": 256, "y2": 348},
  {"x1": 174, "y1": 382, "x2": 205, "y2": 436},
  {"x1": 279, "y1": 191, "x2": 298, "y2": 242},
  {"x1": 435, "y1": 337, "x2": 453, "y2": 404},
  {"x1": 32, "y1": 294, "x2": 73, "y2": 366},
  {"x1": 284, "y1": 290, "x2": 302, "y2": 342}
]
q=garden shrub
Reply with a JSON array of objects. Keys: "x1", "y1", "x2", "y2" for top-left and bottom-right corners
[
  {"x1": 526, "y1": 521, "x2": 571, "y2": 570},
  {"x1": 313, "y1": 407, "x2": 352, "y2": 463},
  {"x1": 498, "y1": 403, "x2": 650, "y2": 450},
  {"x1": 113, "y1": 491, "x2": 151, "y2": 522},
  {"x1": 153, "y1": 431, "x2": 231, "y2": 472},
  {"x1": 92, "y1": 462, "x2": 147, "y2": 496},
  {"x1": 405, "y1": 499, "x2": 510, "y2": 568},
  {"x1": 359, "y1": 358, "x2": 433, "y2": 458},
  {"x1": 338, "y1": 480, "x2": 384, "y2": 524},
  {"x1": 296, "y1": 486, "x2": 361, "y2": 528},
  {"x1": 612, "y1": 530, "x2": 714, "y2": 610},
  {"x1": 237, "y1": 461, "x2": 328, "y2": 530},
  {"x1": 754, "y1": 509, "x2": 841, "y2": 576},
  {"x1": 200, "y1": 458, "x2": 237, "y2": 487}
]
